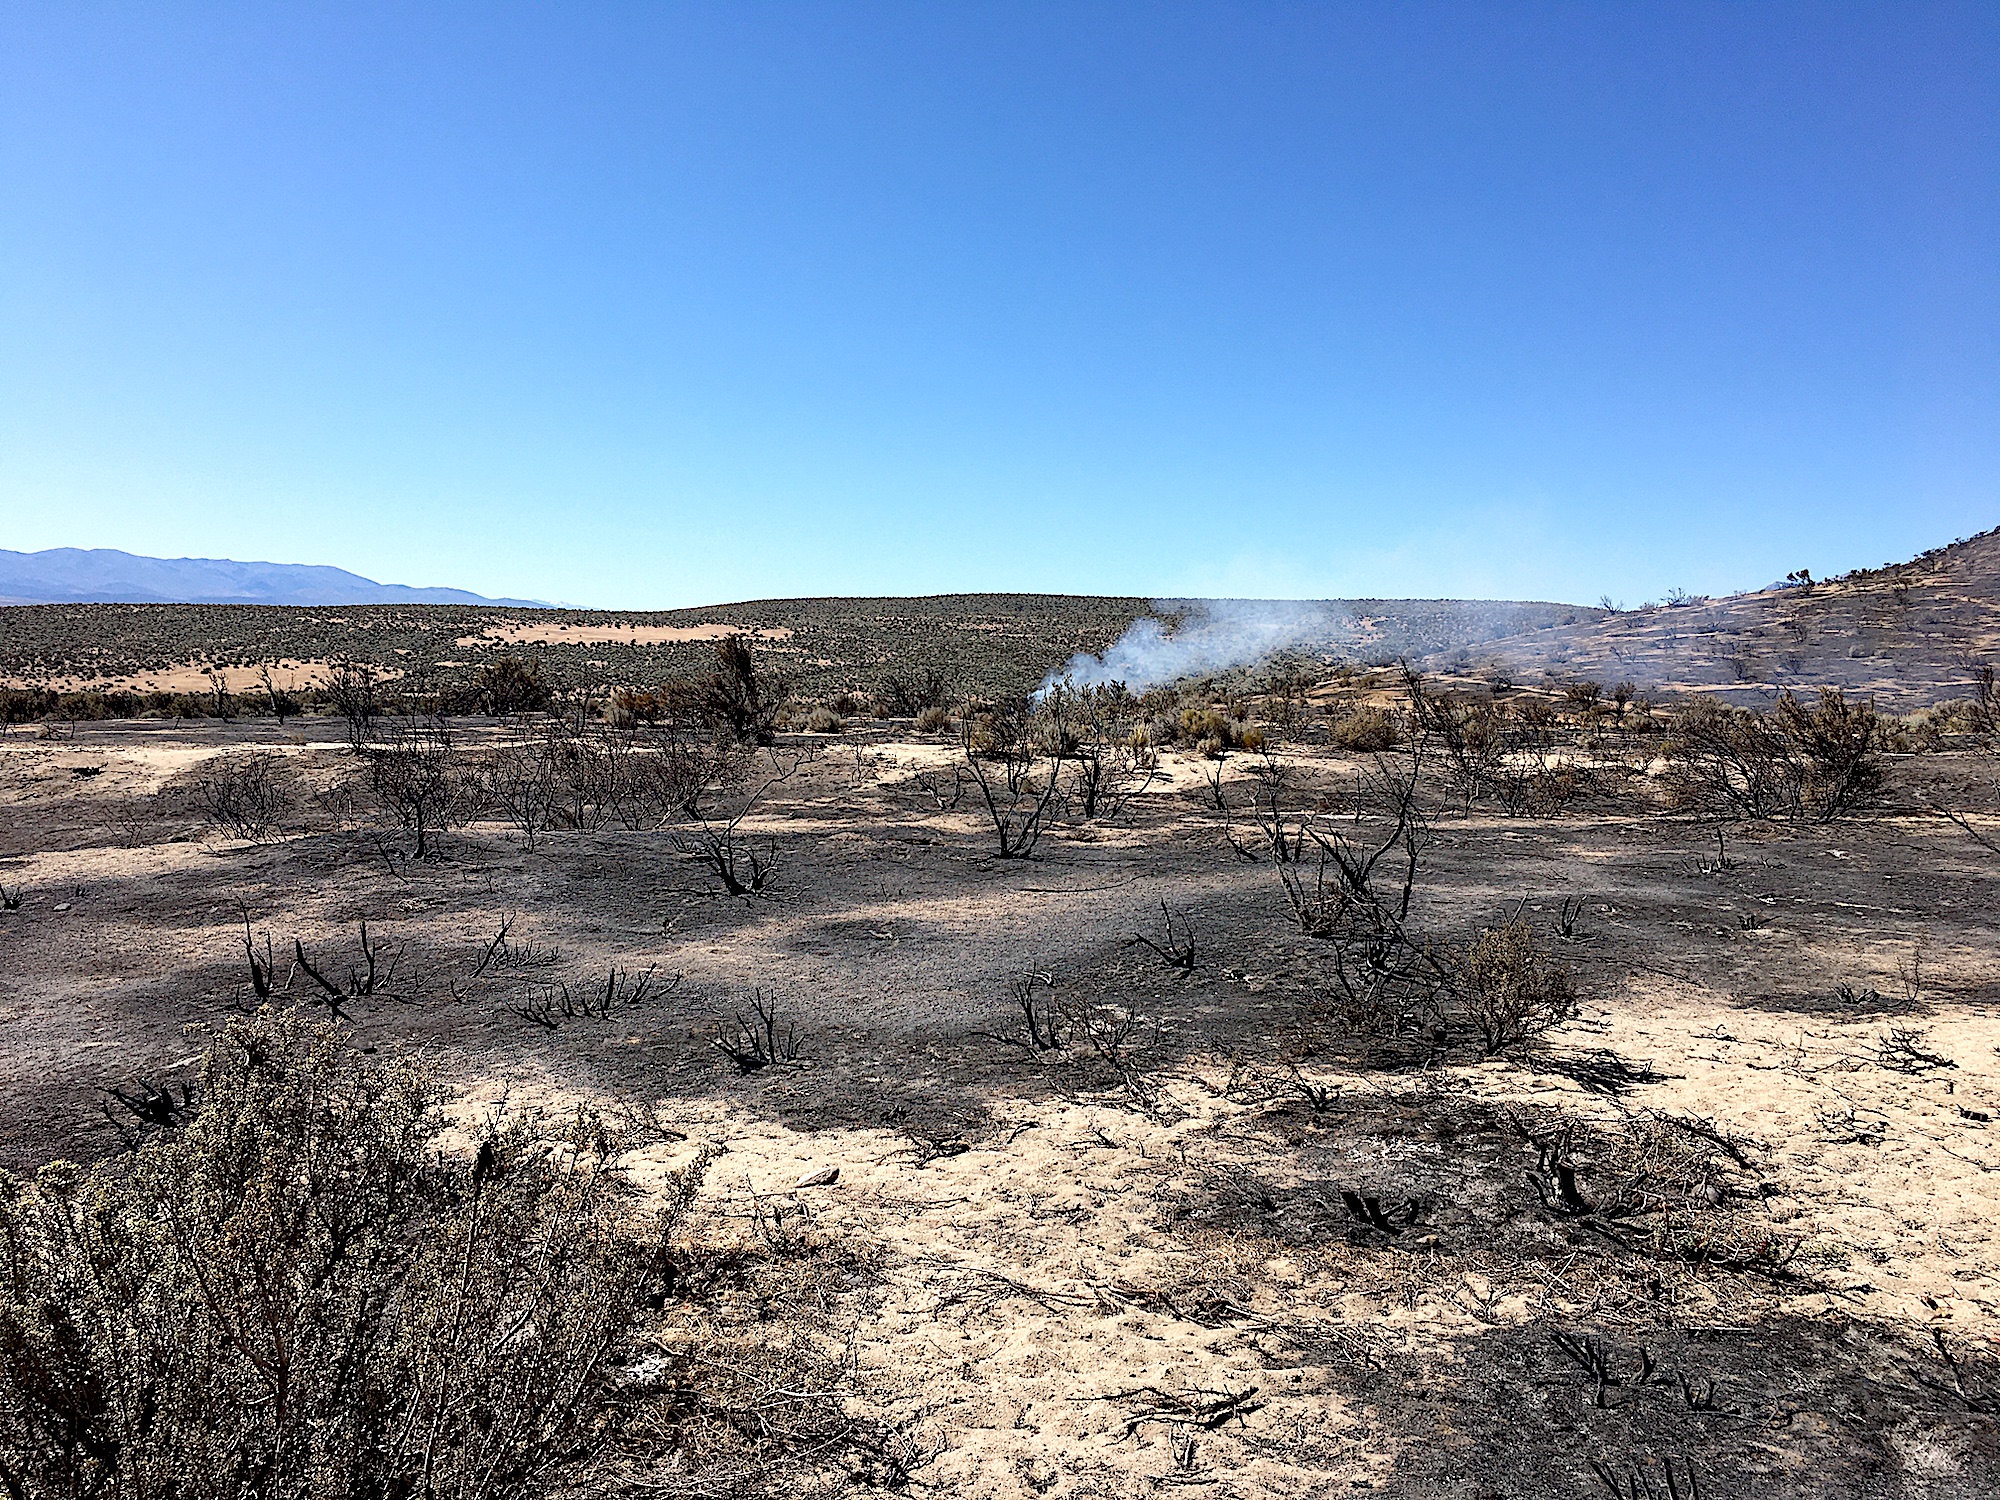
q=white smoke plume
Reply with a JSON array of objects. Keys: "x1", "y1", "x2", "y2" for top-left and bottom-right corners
[{"x1": 1045, "y1": 600, "x2": 1335, "y2": 694}]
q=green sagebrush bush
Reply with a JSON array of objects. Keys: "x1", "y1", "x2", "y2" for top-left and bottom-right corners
[
  {"x1": 1457, "y1": 918, "x2": 1578, "y2": 1057},
  {"x1": 0, "y1": 1008, "x2": 708, "y2": 1500}
]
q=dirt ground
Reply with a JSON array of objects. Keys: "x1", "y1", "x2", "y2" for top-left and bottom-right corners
[{"x1": 1, "y1": 718, "x2": 1996, "y2": 1498}]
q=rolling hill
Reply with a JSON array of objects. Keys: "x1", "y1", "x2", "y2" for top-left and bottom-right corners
[{"x1": 1430, "y1": 525, "x2": 2000, "y2": 709}]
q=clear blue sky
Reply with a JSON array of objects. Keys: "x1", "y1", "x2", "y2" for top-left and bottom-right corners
[{"x1": 3, "y1": 3, "x2": 1995, "y2": 609}]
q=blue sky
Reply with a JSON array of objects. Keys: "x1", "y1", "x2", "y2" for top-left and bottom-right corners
[{"x1": 2, "y1": 2, "x2": 1995, "y2": 609}]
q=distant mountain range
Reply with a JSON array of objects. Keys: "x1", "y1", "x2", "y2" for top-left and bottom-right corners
[{"x1": 0, "y1": 548, "x2": 545, "y2": 607}]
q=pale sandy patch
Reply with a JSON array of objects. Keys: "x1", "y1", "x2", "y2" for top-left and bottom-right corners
[
  {"x1": 4, "y1": 660, "x2": 399, "y2": 694},
  {"x1": 459, "y1": 623, "x2": 795, "y2": 648}
]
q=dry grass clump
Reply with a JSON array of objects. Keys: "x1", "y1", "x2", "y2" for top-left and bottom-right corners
[
  {"x1": 802, "y1": 704, "x2": 847, "y2": 734},
  {"x1": 1328, "y1": 704, "x2": 1400, "y2": 752},
  {"x1": 597, "y1": 1197, "x2": 910, "y2": 1492},
  {"x1": 0, "y1": 1008, "x2": 709, "y2": 1500}
]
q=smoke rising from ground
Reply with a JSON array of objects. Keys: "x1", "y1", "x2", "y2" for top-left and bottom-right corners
[{"x1": 1046, "y1": 600, "x2": 1335, "y2": 694}]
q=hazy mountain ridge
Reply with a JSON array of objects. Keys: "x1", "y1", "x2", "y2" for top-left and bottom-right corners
[{"x1": 0, "y1": 548, "x2": 542, "y2": 608}]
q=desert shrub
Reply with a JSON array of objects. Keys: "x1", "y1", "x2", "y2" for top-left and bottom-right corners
[
  {"x1": 0, "y1": 687, "x2": 58, "y2": 730},
  {"x1": 1252, "y1": 654, "x2": 1320, "y2": 730},
  {"x1": 0, "y1": 1008, "x2": 708, "y2": 1500},
  {"x1": 1329, "y1": 704, "x2": 1399, "y2": 752},
  {"x1": 182, "y1": 750, "x2": 297, "y2": 840},
  {"x1": 875, "y1": 666, "x2": 954, "y2": 717},
  {"x1": 612, "y1": 687, "x2": 667, "y2": 726},
  {"x1": 688, "y1": 636, "x2": 781, "y2": 745},
  {"x1": 463, "y1": 653, "x2": 553, "y2": 716},
  {"x1": 45, "y1": 690, "x2": 143, "y2": 723},
  {"x1": 1455, "y1": 918, "x2": 1577, "y2": 1055},
  {"x1": 914, "y1": 704, "x2": 952, "y2": 734},
  {"x1": 1563, "y1": 679, "x2": 1602, "y2": 710},
  {"x1": 1178, "y1": 707, "x2": 1235, "y2": 747},
  {"x1": 803, "y1": 704, "x2": 846, "y2": 734},
  {"x1": 1662, "y1": 689, "x2": 1884, "y2": 822}
]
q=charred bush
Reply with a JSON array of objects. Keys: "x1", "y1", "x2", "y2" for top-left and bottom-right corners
[
  {"x1": 1663, "y1": 690, "x2": 1885, "y2": 822},
  {"x1": 368, "y1": 718, "x2": 477, "y2": 858},
  {"x1": 1041, "y1": 679, "x2": 1155, "y2": 822},
  {"x1": 325, "y1": 661, "x2": 382, "y2": 749},
  {"x1": 712, "y1": 992, "x2": 801, "y2": 1072},
  {"x1": 178, "y1": 750, "x2": 298, "y2": 840},
  {"x1": 959, "y1": 702, "x2": 1063, "y2": 858},
  {"x1": 1403, "y1": 672, "x2": 1507, "y2": 809}
]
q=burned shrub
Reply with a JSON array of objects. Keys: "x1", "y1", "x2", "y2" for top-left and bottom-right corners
[
  {"x1": 178, "y1": 750, "x2": 298, "y2": 840},
  {"x1": 368, "y1": 718, "x2": 477, "y2": 858},
  {"x1": 672, "y1": 752, "x2": 800, "y2": 894},
  {"x1": 1517, "y1": 1109, "x2": 1785, "y2": 1273},
  {"x1": 325, "y1": 660, "x2": 381, "y2": 749},
  {"x1": 1041, "y1": 679, "x2": 1155, "y2": 822},
  {"x1": 712, "y1": 992, "x2": 801, "y2": 1072},
  {"x1": 0, "y1": 1008, "x2": 709, "y2": 1500},
  {"x1": 1488, "y1": 749, "x2": 1598, "y2": 818},
  {"x1": 1663, "y1": 690, "x2": 1885, "y2": 822},
  {"x1": 959, "y1": 701, "x2": 1063, "y2": 858},
  {"x1": 1403, "y1": 673, "x2": 1508, "y2": 808}
]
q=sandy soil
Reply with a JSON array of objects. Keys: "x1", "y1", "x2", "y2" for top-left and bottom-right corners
[
  {"x1": 1, "y1": 720, "x2": 1996, "y2": 1497},
  {"x1": 2, "y1": 659, "x2": 379, "y2": 694}
]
